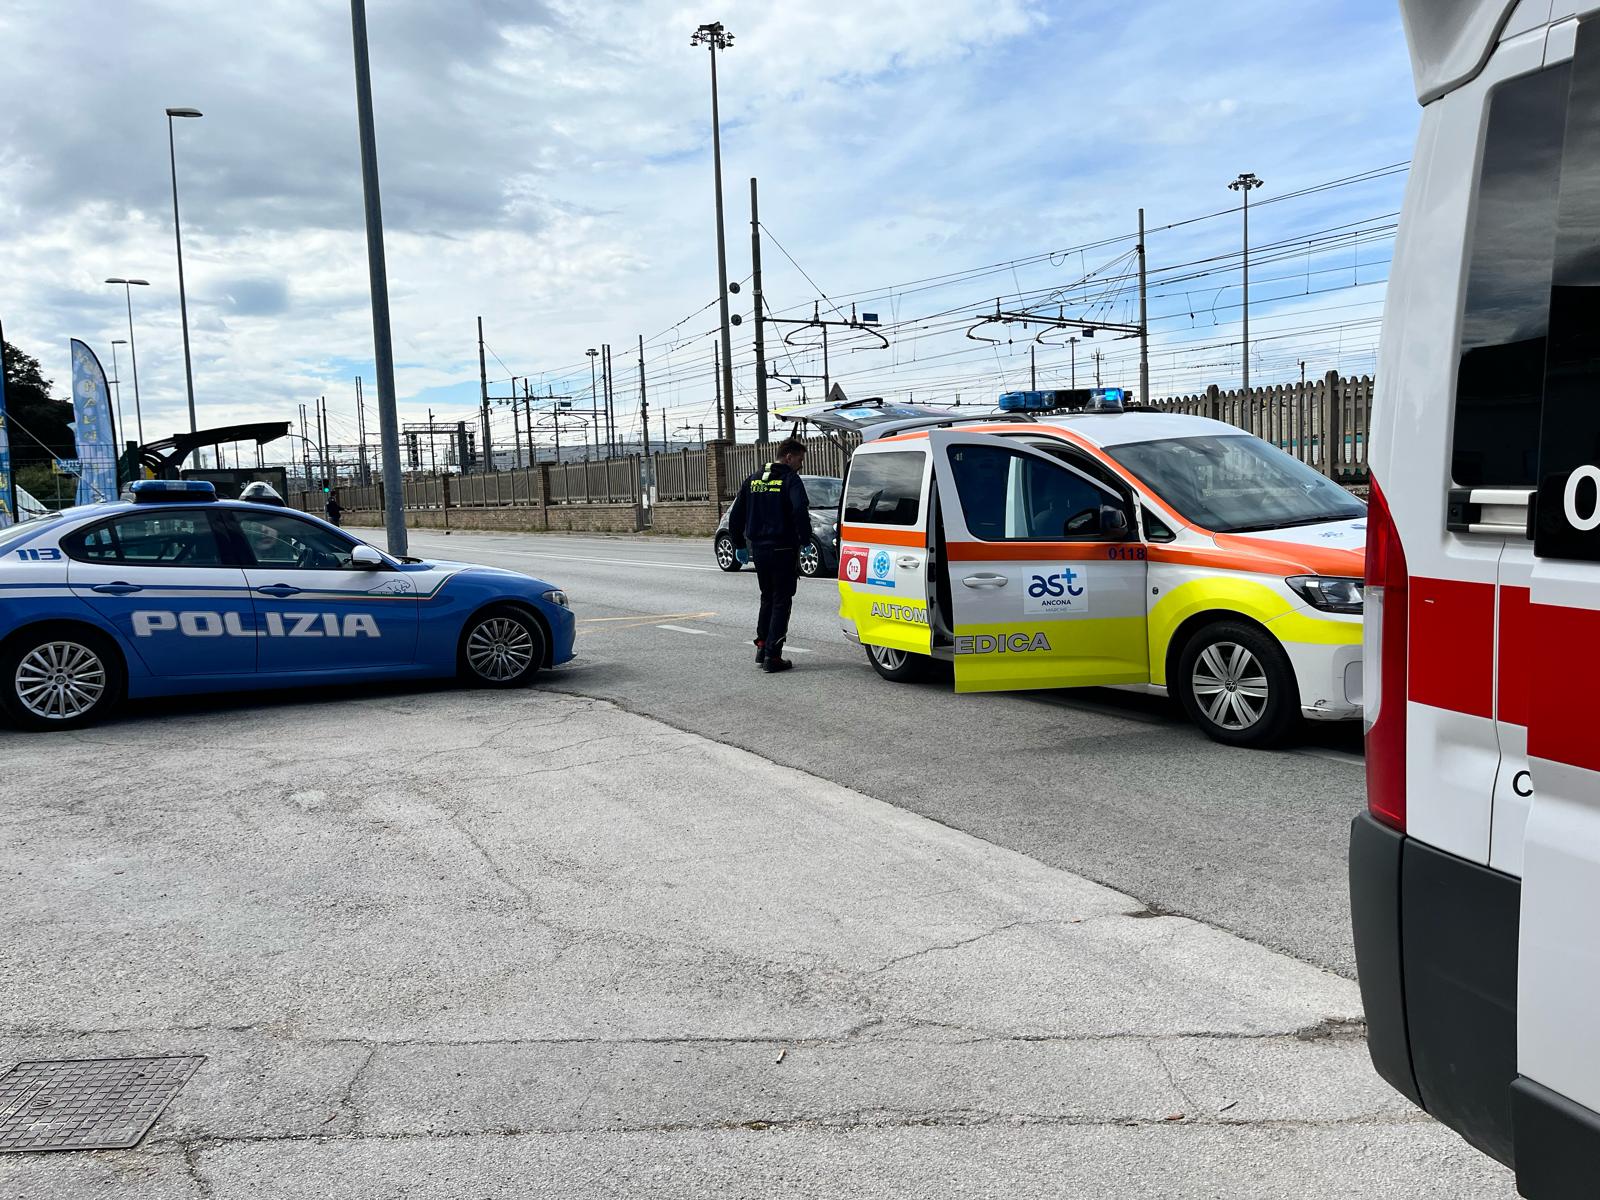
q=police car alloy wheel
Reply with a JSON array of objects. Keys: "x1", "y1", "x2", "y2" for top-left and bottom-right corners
[
  {"x1": 459, "y1": 606, "x2": 546, "y2": 687},
  {"x1": 715, "y1": 535, "x2": 742, "y2": 572},
  {"x1": 865, "y1": 642, "x2": 930, "y2": 683},
  {"x1": 1, "y1": 629, "x2": 123, "y2": 731},
  {"x1": 798, "y1": 539, "x2": 822, "y2": 578},
  {"x1": 1174, "y1": 621, "x2": 1299, "y2": 748}
]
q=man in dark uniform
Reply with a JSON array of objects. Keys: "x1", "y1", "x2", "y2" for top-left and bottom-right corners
[
  {"x1": 726, "y1": 438, "x2": 811, "y2": 673},
  {"x1": 325, "y1": 488, "x2": 343, "y2": 527}
]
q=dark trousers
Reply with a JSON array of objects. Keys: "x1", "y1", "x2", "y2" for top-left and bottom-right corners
[{"x1": 753, "y1": 544, "x2": 800, "y2": 650}]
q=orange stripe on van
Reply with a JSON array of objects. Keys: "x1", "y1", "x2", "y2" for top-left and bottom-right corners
[
  {"x1": 838, "y1": 524, "x2": 924, "y2": 547},
  {"x1": 946, "y1": 541, "x2": 1127, "y2": 562}
]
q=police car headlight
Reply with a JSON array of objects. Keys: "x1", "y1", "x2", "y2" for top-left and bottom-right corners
[
  {"x1": 541, "y1": 589, "x2": 569, "y2": 608},
  {"x1": 1287, "y1": 575, "x2": 1363, "y2": 614}
]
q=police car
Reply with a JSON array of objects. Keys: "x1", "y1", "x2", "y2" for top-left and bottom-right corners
[
  {"x1": 787, "y1": 391, "x2": 1365, "y2": 749},
  {"x1": 0, "y1": 480, "x2": 575, "y2": 730}
]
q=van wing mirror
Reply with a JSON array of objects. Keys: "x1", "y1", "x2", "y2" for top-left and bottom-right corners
[{"x1": 1101, "y1": 506, "x2": 1131, "y2": 539}]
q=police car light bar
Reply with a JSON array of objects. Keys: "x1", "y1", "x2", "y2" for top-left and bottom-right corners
[
  {"x1": 996, "y1": 387, "x2": 1127, "y2": 414},
  {"x1": 126, "y1": 479, "x2": 218, "y2": 503}
]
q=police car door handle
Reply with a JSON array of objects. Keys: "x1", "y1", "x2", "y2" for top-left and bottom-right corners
[
  {"x1": 91, "y1": 582, "x2": 143, "y2": 595},
  {"x1": 961, "y1": 573, "x2": 1008, "y2": 588},
  {"x1": 897, "y1": 555, "x2": 921, "y2": 569},
  {"x1": 255, "y1": 584, "x2": 303, "y2": 597}
]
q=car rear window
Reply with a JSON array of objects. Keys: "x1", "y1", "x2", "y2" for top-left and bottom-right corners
[{"x1": 843, "y1": 451, "x2": 924, "y2": 526}]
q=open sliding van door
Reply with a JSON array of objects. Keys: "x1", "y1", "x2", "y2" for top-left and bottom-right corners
[{"x1": 927, "y1": 429, "x2": 1148, "y2": 693}]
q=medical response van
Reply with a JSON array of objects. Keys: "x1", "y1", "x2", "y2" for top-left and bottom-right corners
[
  {"x1": 791, "y1": 393, "x2": 1366, "y2": 749},
  {"x1": 1350, "y1": 2, "x2": 1600, "y2": 1194}
]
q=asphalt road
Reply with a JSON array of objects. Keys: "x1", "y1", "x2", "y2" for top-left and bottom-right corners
[{"x1": 376, "y1": 527, "x2": 1366, "y2": 978}]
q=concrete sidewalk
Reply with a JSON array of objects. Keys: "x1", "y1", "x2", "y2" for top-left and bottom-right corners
[{"x1": 0, "y1": 688, "x2": 1511, "y2": 1198}]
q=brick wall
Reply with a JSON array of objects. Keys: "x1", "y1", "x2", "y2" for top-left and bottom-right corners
[{"x1": 649, "y1": 501, "x2": 721, "y2": 537}]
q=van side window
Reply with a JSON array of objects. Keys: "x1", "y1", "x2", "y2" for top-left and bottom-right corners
[
  {"x1": 1535, "y1": 21, "x2": 1600, "y2": 561},
  {"x1": 1143, "y1": 508, "x2": 1176, "y2": 543},
  {"x1": 1451, "y1": 62, "x2": 1571, "y2": 488},
  {"x1": 842, "y1": 451, "x2": 924, "y2": 526},
  {"x1": 947, "y1": 444, "x2": 1115, "y2": 540}
]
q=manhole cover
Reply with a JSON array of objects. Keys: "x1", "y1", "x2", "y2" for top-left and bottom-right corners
[{"x1": 0, "y1": 1057, "x2": 204, "y2": 1152}]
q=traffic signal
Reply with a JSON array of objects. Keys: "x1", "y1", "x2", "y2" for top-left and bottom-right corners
[{"x1": 321, "y1": 479, "x2": 330, "y2": 494}]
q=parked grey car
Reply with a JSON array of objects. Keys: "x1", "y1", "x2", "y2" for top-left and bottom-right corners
[{"x1": 713, "y1": 474, "x2": 841, "y2": 578}]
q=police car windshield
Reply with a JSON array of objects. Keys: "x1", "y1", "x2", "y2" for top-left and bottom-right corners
[{"x1": 1105, "y1": 434, "x2": 1364, "y2": 534}]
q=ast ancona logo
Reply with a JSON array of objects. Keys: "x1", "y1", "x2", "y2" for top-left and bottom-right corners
[
  {"x1": 870, "y1": 601, "x2": 927, "y2": 624},
  {"x1": 132, "y1": 611, "x2": 381, "y2": 639},
  {"x1": 1025, "y1": 566, "x2": 1089, "y2": 614},
  {"x1": 954, "y1": 631, "x2": 1051, "y2": 654}
]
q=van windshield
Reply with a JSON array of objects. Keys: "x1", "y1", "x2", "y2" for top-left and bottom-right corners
[{"x1": 1105, "y1": 434, "x2": 1364, "y2": 533}]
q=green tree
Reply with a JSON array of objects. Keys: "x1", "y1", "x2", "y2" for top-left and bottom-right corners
[{"x1": 3, "y1": 339, "x2": 75, "y2": 467}]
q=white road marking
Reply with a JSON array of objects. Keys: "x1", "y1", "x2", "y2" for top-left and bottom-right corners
[
  {"x1": 1293, "y1": 746, "x2": 1365, "y2": 766},
  {"x1": 786, "y1": 646, "x2": 814, "y2": 654},
  {"x1": 405, "y1": 542, "x2": 720, "y2": 573},
  {"x1": 656, "y1": 624, "x2": 720, "y2": 637}
]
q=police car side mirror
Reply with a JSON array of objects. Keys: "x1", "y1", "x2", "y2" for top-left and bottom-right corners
[{"x1": 350, "y1": 544, "x2": 385, "y2": 569}]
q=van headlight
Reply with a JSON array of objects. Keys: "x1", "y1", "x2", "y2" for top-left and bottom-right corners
[
  {"x1": 1286, "y1": 575, "x2": 1363, "y2": 614},
  {"x1": 542, "y1": 589, "x2": 569, "y2": 608}
]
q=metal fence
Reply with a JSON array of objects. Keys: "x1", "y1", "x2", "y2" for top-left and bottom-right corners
[
  {"x1": 454, "y1": 466, "x2": 542, "y2": 507},
  {"x1": 721, "y1": 435, "x2": 856, "y2": 498},
  {"x1": 275, "y1": 372, "x2": 1372, "y2": 519},
  {"x1": 1149, "y1": 371, "x2": 1371, "y2": 481},
  {"x1": 547, "y1": 456, "x2": 640, "y2": 505},
  {"x1": 650, "y1": 449, "x2": 710, "y2": 501}
]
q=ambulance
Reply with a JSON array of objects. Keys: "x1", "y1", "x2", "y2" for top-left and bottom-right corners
[
  {"x1": 789, "y1": 391, "x2": 1367, "y2": 749},
  {"x1": 1350, "y1": 2, "x2": 1600, "y2": 1193}
]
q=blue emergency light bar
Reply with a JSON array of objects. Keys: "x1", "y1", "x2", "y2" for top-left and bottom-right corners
[
  {"x1": 126, "y1": 479, "x2": 217, "y2": 503},
  {"x1": 997, "y1": 387, "x2": 1127, "y2": 414}
]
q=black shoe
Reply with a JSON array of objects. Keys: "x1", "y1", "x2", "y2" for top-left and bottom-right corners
[
  {"x1": 763, "y1": 654, "x2": 793, "y2": 673},
  {"x1": 754, "y1": 639, "x2": 766, "y2": 664}
]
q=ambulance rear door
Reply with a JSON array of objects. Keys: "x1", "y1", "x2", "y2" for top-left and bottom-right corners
[
  {"x1": 927, "y1": 429, "x2": 1148, "y2": 693},
  {"x1": 837, "y1": 443, "x2": 934, "y2": 656}
]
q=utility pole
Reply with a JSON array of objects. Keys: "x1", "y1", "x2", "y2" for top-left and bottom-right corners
[
  {"x1": 1229, "y1": 172, "x2": 1265, "y2": 392},
  {"x1": 355, "y1": 376, "x2": 369, "y2": 484},
  {"x1": 660, "y1": 408, "x2": 667, "y2": 451},
  {"x1": 1093, "y1": 351, "x2": 1104, "y2": 387},
  {"x1": 318, "y1": 394, "x2": 331, "y2": 486},
  {"x1": 1069, "y1": 336, "x2": 1078, "y2": 388},
  {"x1": 713, "y1": 342, "x2": 723, "y2": 441},
  {"x1": 1138, "y1": 207, "x2": 1150, "y2": 405},
  {"x1": 350, "y1": 0, "x2": 406, "y2": 553},
  {"x1": 1030, "y1": 344, "x2": 1036, "y2": 391},
  {"x1": 638, "y1": 334, "x2": 650, "y2": 459},
  {"x1": 523, "y1": 381, "x2": 534, "y2": 466},
  {"x1": 603, "y1": 343, "x2": 616, "y2": 456},
  {"x1": 750, "y1": 176, "x2": 769, "y2": 442},
  {"x1": 691, "y1": 21, "x2": 737, "y2": 443},
  {"x1": 586, "y1": 348, "x2": 599, "y2": 460},
  {"x1": 476, "y1": 316, "x2": 491, "y2": 472}
]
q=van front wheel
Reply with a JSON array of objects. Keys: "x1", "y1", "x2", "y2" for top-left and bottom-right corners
[
  {"x1": 1175, "y1": 621, "x2": 1299, "y2": 748},
  {"x1": 865, "y1": 643, "x2": 931, "y2": 683}
]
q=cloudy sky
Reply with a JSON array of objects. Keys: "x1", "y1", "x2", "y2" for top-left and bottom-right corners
[{"x1": 0, "y1": 0, "x2": 1417, "y2": 461}]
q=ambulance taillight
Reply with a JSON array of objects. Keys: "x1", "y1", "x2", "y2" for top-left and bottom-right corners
[{"x1": 1364, "y1": 476, "x2": 1408, "y2": 830}]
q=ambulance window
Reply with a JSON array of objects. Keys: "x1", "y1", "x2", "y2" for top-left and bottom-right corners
[
  {"x1": 67, "y1": 512, "x2": 225, "y2": 566},
  {"x1": 946, "y1": 444, "x2": 1113, "y2": 540},
  {"x1": 1534, "y1": 21, "x2": 1600, "y2": 561},
  {"x1": 1142, "y1": 508, "x2": 1176, "y2": 543},
  {"x1": 1451, "y1": 62, "x2": 1571, "y2": 488},
  {"x1": 843, "y1": 451, "x2": 924, "y2": 526}
]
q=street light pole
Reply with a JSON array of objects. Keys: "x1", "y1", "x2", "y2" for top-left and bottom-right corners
[
  {"x1": 349, "y1": 0, "x2": 408, "y2": 556},
  {"x1": 1228, "y1": 172, "x2": 1264, "y2": 393},
  {"x1": 109, "y1": 340, "x2": 127, "y2": 450},
  {"x1": 104, "y1": 278, "x2": 150, "y2": 445},
  {"x1": 691, "y1": 21, "x2": 737, "y2": 444},
  {"x1": 165, "y1": 107, "x2": 203, "y2": 462}
]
